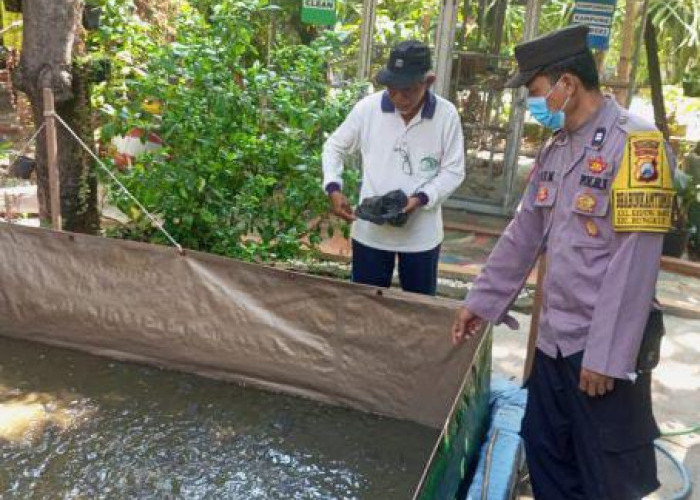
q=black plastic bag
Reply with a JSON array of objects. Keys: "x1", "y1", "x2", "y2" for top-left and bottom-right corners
[{"x1": 355, "y1": 189, "x2": 409, "y2": 227}]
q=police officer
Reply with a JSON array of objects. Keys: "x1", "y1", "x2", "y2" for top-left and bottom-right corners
[{"x1": 452, "y1": 25, "x2": 674, "y2": 499}]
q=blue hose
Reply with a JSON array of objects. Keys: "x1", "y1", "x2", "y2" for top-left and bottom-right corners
[{"x1": 655, "y1": 441, "x2": 693, "y2": 500}]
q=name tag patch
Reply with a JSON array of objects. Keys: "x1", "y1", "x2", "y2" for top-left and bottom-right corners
[
  {"x1": 580, "y1": 174, "x2": 609, "y2": 190},
  {"x1": 539, "y1": 170, "x2": 555, "y2": 182}
]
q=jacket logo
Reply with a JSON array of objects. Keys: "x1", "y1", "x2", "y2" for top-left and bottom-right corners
[{"x1": 419, "y1": 156, "x2": 439, "y2": 173}]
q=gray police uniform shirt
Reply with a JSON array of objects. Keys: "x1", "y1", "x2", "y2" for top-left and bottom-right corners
[{"x1": 465, "y1": 96, "x2": 670, "y2": 380}]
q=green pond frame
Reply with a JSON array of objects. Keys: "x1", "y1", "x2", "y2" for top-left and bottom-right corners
[{"x1": 413, "y1": 327, "x2": 492, "y2": 500}]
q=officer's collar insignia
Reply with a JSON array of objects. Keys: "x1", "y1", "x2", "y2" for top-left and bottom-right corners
[
  {"x1": 588, "y1": 156, "x2": 608, "y2": 174},
  {"x1": 585, "y1": 219, "x2": 599, "y2": 237},
  {"x1": 575, "y1": 193, "x2": 597, "y2": 213},
  {"x1": 592, "y1": 127, "x2": 606, "y2": 147}
]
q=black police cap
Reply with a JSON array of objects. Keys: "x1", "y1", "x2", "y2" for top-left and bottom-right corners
[{"x1": 505, "y1": 25, "x2": 591, "y2": 88}]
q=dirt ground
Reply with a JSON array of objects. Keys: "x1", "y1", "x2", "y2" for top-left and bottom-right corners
[{"x1": 491, "y1": 312, "x2": 700, "y2": 500}]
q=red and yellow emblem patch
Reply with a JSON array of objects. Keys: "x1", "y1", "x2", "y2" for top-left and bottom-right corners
[
  {"x1": 585, "y1": 219, "x2": 599, "y2": 237},
  {"x1": 575, "y1": 193, "x2": 597, "y2": 213},
  {"x1": 632, "y1": 139, "x2": 660, "y2": 183},
  {"x1": 536, "y1": 185, "x2": 549, "y2": 202},
  {"x1": 588, "y1": 157, "x2": 608, "y2": 174}
]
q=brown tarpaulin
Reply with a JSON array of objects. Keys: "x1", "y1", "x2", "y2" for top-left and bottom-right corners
[{"x1": 0, "y1": 223, "x2": 482, "y2": 428}]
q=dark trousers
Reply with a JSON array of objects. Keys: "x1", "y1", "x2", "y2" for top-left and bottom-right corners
[
  {"x1": 351, "y1": 239, "x2": 441, "y2": 296},
  {"x1": 521, "y1": 349, "x2": 660, "y2": 500}
]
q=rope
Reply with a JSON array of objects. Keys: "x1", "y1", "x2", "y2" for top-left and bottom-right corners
[
  {"x1": 51, "y1": 112, "x2": 183, "y2": 253},
  {"x1": 0, "y1": 20, "x2": 22, "y2": 37}
]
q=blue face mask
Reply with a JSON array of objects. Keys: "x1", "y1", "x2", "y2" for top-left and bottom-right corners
[
  {"x1": 526, "y1": 81, "x2": 569, "y2": 130},
  {"x1": 527, "y1": 96, "x2": 565, "y2": 130}
]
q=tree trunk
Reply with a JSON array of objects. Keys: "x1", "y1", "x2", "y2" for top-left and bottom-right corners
[
  {"x1": 13, "y1": 0, "x2": 99, "y2": 233},
  {"x1": 644, "y1": 17, "x2": 670, "y2": 141},
  {"x1": 613, "y1": 0, "x2": 638, "y2": 105}
]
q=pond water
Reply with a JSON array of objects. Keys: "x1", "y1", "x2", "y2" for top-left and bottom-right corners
[{"x1": 0, "y1": 336, "x2": 436, "y2": 499}]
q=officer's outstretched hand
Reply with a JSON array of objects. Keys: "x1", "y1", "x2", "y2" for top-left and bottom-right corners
[
  {"x1": 579, "y1": 368, "x2": 614, "y2": 397},
  {"x1": 329, "y1": 191, "x2": 356, "y2": 222},
  {"x1": 451, "y1": 306, "x2": 485, "y2": 345}
]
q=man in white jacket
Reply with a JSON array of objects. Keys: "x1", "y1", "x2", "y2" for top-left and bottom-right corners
[{"x1": 322, "y1": 40, "x2": 466, "y2": 295}]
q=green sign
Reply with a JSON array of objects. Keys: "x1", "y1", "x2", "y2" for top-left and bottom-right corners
[{"x1": 301, "y1": 0, "x2": 336, "y2": 26}]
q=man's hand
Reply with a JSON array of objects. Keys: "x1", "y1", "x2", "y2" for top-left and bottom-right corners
[
  {"x1": 579, "y1": 368, "x2": 614, "y2": 397},
  {"x1": 451, "y1": 306, "x2": 485, "y2": 345},
  {"x1": 329, "y1": 191, "x2": 356, "y2": 222},
  {"x1": 403, "y1": 196, "x2": 422, "y2": 214}
]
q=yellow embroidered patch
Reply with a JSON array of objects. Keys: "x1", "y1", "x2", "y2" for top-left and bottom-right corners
[
  {"x1": 585, "y1": 219, "x2": 599, "y2": 237},
  {"x1": 611, "y1": 131, "x2": 674, "y2": 232},
  {"x1": 575, "y1": 193, "x2": 597, "y2": 213}
]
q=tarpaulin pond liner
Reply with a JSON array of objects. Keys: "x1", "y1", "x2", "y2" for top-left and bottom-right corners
[{"x1": 0, "y1": 222, "x2": 491, "y2": 499}]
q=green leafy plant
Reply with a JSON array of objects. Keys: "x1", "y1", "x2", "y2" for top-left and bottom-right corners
[{"x1": 93, "y1": 1, "x2": 360, "y2": 261}]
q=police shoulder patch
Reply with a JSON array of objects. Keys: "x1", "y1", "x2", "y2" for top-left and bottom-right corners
[{"x1": 610, "y1": 131, "x2": 674, "y2": 232}]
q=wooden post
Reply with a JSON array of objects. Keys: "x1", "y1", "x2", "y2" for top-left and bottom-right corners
[
  {"x1": 502, "y1": 0, "x2": 541, "y2": 213},
  {"x1": 43, "y1": 87, "x2": 61, "y2": 230},
  {"x1": 357, "y1": 0, "x2": 377, "y2": 82},
  {"x1": 626, "y1": 0, "x2": 649, "y2": 108},
  {"x1": 434, "y1": 0, "x2": 459, "y2": 97},
  {"x1": 523, "y1": 255, "x2": 546, "y2": 383}
]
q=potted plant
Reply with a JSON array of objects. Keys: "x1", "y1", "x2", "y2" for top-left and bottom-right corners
[
  {"x1": 663, "y1": 201, "x2": 690, "y2": 258},
  {"x1": 82, "y1": 2, "x2": 102, "y2": 30},
  {"x1": 3, "y1": 0, "x2": 21, "y2": 13},
  {"x1": 683, "y1": 66, "x2": 700, "y2": 98},
  {"x1": 665, "y1": 144, "x2": 700, "y2": 259}
]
